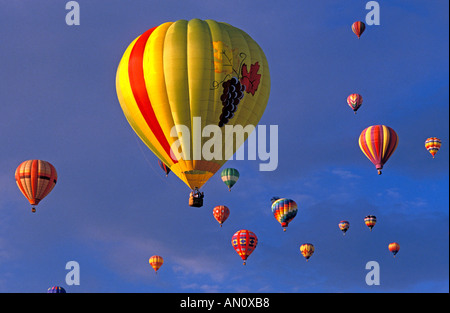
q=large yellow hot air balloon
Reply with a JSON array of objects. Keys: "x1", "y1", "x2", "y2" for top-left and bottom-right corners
[{"x1": 116, "y1": 19, "x2": 270, "y2": 191}]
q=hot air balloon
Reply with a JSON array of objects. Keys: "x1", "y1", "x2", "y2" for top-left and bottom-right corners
[
  {"x1": 425, "y1": 137, "x2": 442, "y2": 158},
  {"x1": 338, "y1": 220, "x2": 350, "y2": 235},
  {"x1": 352, "y1": 21, "x2": 366, "y2": 38},
  {"x1": 116, "y1": 19, "x2": 270, "y2": 201},
  {"x1": 271, "y1": 198, "x2": 298, "y2": 231},
  {"x1": 221, "y1": 168, "x2": 239, "y2": 191},
  {"x1": 388, "y1": 242, "x2": 400, "y2": 257},
  {"x1": 347, "y1": 93, "x2": 363, "y2": 114},
  {"x1": 359, "y1": 125, "x2": 399, "y2": 175},
  {"x1": 47, "y1": 286, "x2": 66, "y2": 293},
  {"x1": 270, "y1": 196, "x2": 280, "y2": 204},
  {"x1": 213, "y1": 205, "x2": 230, "y2": 227},
  {"x1": 15, "y1": 160, "x2": 57, "y2": 213},
  {"x1": 231, "y1": 229, "x2": 258, "y2": 265},
  {"x1": 158, "y1": 159, "x2": 171, "y2": 176},
  {"x1": 149, "y1": 255, "x2": 164, "y2": 273},
  {"x1": 364, "y1": 215, "x2": 377, "y2": 231},
  {"x1": 300, "y1": 243, "x2": 315, "y2": 261}
]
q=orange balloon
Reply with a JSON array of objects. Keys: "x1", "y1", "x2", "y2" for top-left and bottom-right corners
[
  {"x1": 213, "y1": 205, "x2": 230, "y2": 227},
  {"x1": 149, "y1": 255, "x2": 164, "y2": 273},
  {"x1": 15, "y1": 160, "x2": 57, "y2": 213}
]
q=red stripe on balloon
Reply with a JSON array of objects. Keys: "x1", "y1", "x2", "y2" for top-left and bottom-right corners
[{"x1": 128, "y1": 27, "x2": 178, "y2": 163}]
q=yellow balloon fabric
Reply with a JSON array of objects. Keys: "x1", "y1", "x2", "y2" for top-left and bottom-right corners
[{"x1": 116, "y1": 19, "x2": 270, "y2": 189}]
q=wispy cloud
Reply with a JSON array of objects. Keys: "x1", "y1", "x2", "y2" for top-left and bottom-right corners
[{"x1": 331, "y1": 168, "x2": 361, "y2": 179}]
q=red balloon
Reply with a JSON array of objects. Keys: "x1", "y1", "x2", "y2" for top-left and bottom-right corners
[
  {"x1": 231, "y1": 230, "x2": 258, "y2": 265},
  {"x1": 213, "y1": 205, "x2": 230, "y2": 227},
  {"x1": 352, "y1": 21, "x2": 366, "y2": 38}
]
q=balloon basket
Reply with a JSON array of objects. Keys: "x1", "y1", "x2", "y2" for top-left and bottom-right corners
[{"x1": 189, "y1": 196, "x2": 203, "y2": 208}]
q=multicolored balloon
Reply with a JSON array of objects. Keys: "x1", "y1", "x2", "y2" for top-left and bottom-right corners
[
  {"x1": 116, "y1": 19, "x2": 270, "y2": 191},
  {"x1": 149, "y1": 255, "x2": 164, "y2": 273},
  {"x1": 47, "y1": 286, "x2": 66, "y2": 293},
  {"x1": 359, "y1": 125, "x2": 399, "y2": 175},
  {"x1": 213, "y1": 205, "x2": 230, "y2": 227},
  {"x1": 271, "y1": 198, "x2": 298, "y2": 231},
  {"x1": 364, "y1": 215, "x2": 377, "y2": 231},
  {"x1": 300, "y1": 243, "x2": 315, "y2": 261},
  {"x1": 425, "y1": 137, "x2": 442, "y2": 158},
  {"x1": 158, "y1": 159, "x2": 171, "y2": 176},
  {"x1": 338, "y1": 220, "x2": 350, "y2": 235},
  {"x1": 15, "y1": 160, "x2": 58, "y2": 213},
  {"x1": 388, "y1": 242, "x2": 400, "y2": 257},
  {"x1": 347, "y1": 93, "x2": 363, "y2": 114},
  {"x1": 221, "y1": 168, "x2": 239, "y2": 191},
  {"x1": 231, "y1": 229, "x2": 258, "y2": 265},
  {"x1": 352, "y1": 21, "x2": 366, "y2": 38}
]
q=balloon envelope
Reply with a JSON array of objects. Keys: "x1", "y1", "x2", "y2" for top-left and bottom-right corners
[
  {"x1": 359, "y1": 125, "x2": 398, "y2": 174},
  {"x1": 213, "y1": 205, "x2": 230, "y2": 226},
  {"x1": 149, "y1": 255, "x2": 164, "y2": 273},
  {"x1": 116, "y1": 19, "x2": 270, "y2": 190},
  {"x1": 338, "y1": 220, "x2": 350, "y2": 235},
  {"x1": 231, "y1": 229, "x2": 258, "y2": 265},
  {"x1": 47, "y1": 286, "x2": 66, "y2": 293},
  {"x1": 271, "y1": 198, "x2": 298, "y2": 231},
  {"x1": 300, "y1": 243, "x2": 315, "y2": 261},
  {"x1": 364, "y1": 215, "x2": 377, "y2": 231},
  {"x1": 352, "y1": 21, "x2": 366, "y2": 38},
  {"x1": 15, "y1": 160, "x2": 57, "y2": 212},
  {"x1": 221, "y1": 168, "x2": 239, "y2": 191},
  {"x1": 158, "y1": 159, "x2": 171, "y2": 176},
  {"x1": 347, "y1": 93, "x2": 363, "y2": 113},
  {"x1": 425, "y1": 137, "x2": 442, "y2": 158},
  {"x1": 388, "y1": 242, "x2": 400, "y2": 256}
]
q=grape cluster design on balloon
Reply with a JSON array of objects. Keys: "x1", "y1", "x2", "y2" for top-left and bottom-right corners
[
  {"x1": 211, "y1": 44, "x2": 262, "y2": 127},
  {"x1": 219, "y1": 77, "x2": 246, "y2": 127}
]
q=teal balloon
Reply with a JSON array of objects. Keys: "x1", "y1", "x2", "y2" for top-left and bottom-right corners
[{"x1": 221, "y1": 168, "x2": 239, "y2": 191}]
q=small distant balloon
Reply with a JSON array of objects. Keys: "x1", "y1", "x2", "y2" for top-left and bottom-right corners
[
  {"x1": 364, "y1": 215, "x2": 377, "y2": 231},
  {"x1": 388, "y1": 242, "x2": 400, "y2": 257},
  {"x1": 338, "y1": 221, "x2": 350, "y2": 235},
  {"x1": 352, "y1": 21, "x2": 366, "y2": 38},
  {"x1": 300, "y1": 243, "x2": 315, "y2": 261},
  {"x1": 425, "y1": 137, "x2": 442, "y2": 158},
  {"x1": 15, "y1": 160, "x2": 58, "y2": 213},
  {"x1": 347, "y1": 93, "x2": 363, "y2": 114},
  {"x1": 47, "y1": 286, "x2": 66, "y2": 293},
  {"x1": 213, "y1": 205, "x2": 230, "y2": 227},
  {"x1": 149, "y1": 255, "x2": 164, "y2": 273},
  {"x1": 158, "y1": 159, "x2": 171, "y2": 176},
  {"x1": 221, "y1": 168, "x2": 239, "y2": 191}
]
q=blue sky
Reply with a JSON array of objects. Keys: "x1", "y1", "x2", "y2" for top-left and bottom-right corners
[{"x1": 0, "y1": 0, "x2": 448, "y2": 293}]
